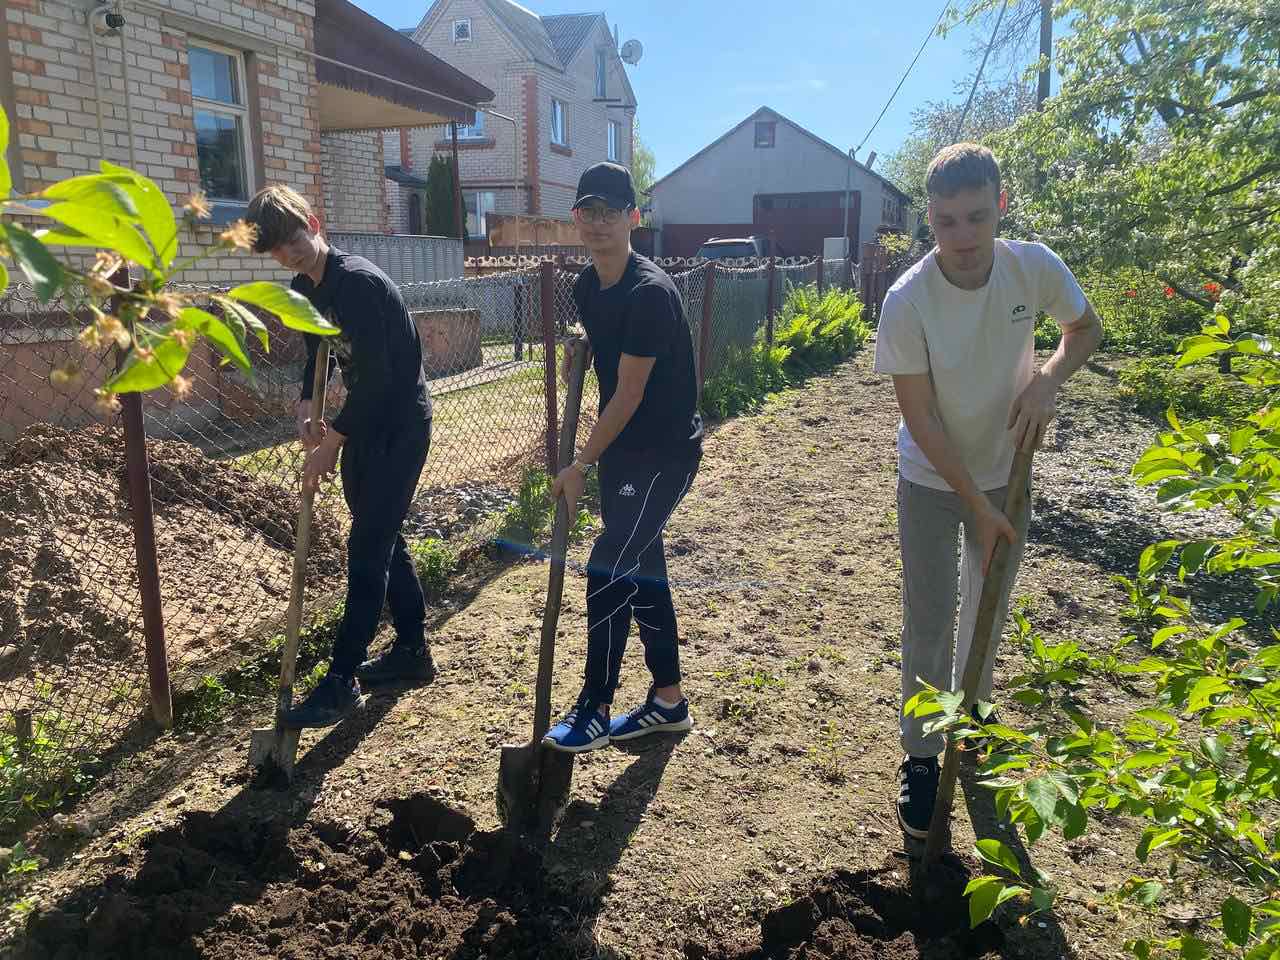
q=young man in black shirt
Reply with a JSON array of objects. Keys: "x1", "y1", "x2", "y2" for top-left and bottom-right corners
[
  {"x1": 544, "y1": 162, "x2": 704, "y2": 752},
  {"x1": 246, "y1": 185, "x2": 436, "y2": 728}
]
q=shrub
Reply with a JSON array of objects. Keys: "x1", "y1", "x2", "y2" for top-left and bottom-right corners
[
  {"x1": 702, "y1": 284, "x2": 868, "y2": 420},
  {"x1": 1118, "y1": 355, "x2": 1255, "y2": 423},
  {"x1": 410, "y1": 538, "x2": 458, "y2": 601}
]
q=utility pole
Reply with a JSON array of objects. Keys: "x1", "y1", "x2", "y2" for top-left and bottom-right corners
[{"x1": 1037, "y1": 0, "x2": 1052, "y2": 107}]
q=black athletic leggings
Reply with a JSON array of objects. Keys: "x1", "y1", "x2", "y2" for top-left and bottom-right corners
[{"x1": 581, "y1": 447, "x2": 700, "y2": 705}]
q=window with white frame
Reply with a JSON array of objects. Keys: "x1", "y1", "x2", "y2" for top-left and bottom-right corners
[
  {"x1": 607, "y1": 120, "x2": 620, "y2": 161},
  {"x1": 464, "y1": 190, "x2": 496, "y2": 237},
  {"x1": 550, "y1": 98, "x2": 567, "y2": 146},
  {"x1": 190, "y1": 43, "x2": 253, "y2": 202},
  {"x1": 595, "y1": 50, "x2": 607, "y2": 98},
  {"x1": 453, "y1": 18, "x2": 471, "y2": 42},
  {"x1": 455, "y1": 110, "x2": 486, "y2": 140}
]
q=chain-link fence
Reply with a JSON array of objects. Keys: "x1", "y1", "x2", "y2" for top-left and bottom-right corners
[{"x1": 0, "y1": 251, "x2": 881, "y2": 807}]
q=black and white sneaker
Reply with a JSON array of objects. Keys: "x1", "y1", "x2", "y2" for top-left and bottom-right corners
[{"x1": 897, "y1": 754, "x2": 940, "y2": 840}]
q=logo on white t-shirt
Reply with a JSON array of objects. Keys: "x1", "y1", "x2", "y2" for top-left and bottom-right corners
[{"x1": 1010, "y1": 304, "x2": 1028, "y2": 321}]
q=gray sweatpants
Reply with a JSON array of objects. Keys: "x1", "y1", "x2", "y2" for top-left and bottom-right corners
[{"x1": 897, "y1": 475, "x2": 1029, "y2": 758}]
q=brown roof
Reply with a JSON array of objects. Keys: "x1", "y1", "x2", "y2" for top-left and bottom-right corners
[{"x1": 315, "y1": 0, "x2": 494, "y2": 124}]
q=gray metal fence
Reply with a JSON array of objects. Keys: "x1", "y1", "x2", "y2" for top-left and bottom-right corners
[{"x1": 326, "y1": 233, "x2": 464, "y2": 284}]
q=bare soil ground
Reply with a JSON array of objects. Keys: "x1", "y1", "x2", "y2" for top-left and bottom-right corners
[{"x1": 2, "y1": 350, "x2": 1242, "y2": 959}]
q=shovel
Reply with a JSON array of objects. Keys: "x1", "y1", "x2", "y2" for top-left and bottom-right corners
[
  {"x1": 497, "y1": 336, "x2": 589, "y2": 842},
  {"x1": 249, "y1": 341, "x2": 331, "y2": 782},
  {"x1": 919, "y1": 446, "x2": 1035, "y2": 875}
]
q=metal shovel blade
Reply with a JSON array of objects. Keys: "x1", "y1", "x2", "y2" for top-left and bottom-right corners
[
  {"x1": 497, "y1": 740, "x2": 575, "y2": 839},
  {"x1": 248, "y1": 723, "x2": 301, "y2": 781}
]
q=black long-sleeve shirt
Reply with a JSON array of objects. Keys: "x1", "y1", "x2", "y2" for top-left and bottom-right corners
[{"x1": 293, "y1": 247, "x2": 432, "y2": 438}]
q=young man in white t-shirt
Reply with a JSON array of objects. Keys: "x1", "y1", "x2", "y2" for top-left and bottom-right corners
[{"x1": 873, "y1": 144, "x2": 1103, "y2": 841}]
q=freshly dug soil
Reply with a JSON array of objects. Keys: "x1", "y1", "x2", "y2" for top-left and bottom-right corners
[{"x1": 0, "y1": 425, "x2": 346, "y2": 686}]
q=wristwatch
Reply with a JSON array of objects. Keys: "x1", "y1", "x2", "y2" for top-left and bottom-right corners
[{"x1": 570, "y1": 458, "x2": 595, "y2": 476}]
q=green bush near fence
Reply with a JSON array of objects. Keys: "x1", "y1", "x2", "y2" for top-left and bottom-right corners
[
  {"x1": 1034, "y1": 268, "x2": 1205, "y2": 355},
  {"x1": 702, "y1": 284, "x2": 869, "y2": 420},
  {"x1": 1118, "y1": 354, "x2": 1255, "y2": 424}
]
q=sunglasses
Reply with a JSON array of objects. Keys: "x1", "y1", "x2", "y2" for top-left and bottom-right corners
[{"x1": 573, "y1": 205, "x2": 632, "y2": 225}]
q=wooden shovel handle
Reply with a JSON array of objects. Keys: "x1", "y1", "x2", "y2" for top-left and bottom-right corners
[
  {"x1": 532, "y1": 338, "x2": 590, "y2": 741},
  {"x1": 278, "y1": 340, "x2": 330, "y2": 694},
  {"x1": 922, "y1": 447, "x2": 1034, "y2": 869}
]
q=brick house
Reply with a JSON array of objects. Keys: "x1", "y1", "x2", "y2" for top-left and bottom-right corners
[
  {"x1": 384, "y1": 0, "x2": 638, "y2": 241},
  {"x1": 0, "y1": 0, "x2": 492, "y2": 285}
]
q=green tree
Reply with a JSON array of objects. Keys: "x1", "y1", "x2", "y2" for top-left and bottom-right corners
[
  {"x1": 988, "y1": 0, "x2": 1280, "y2": 318},
  {"x1": 631, "y1": 118, "x2": 656, "y2": 200},
  {"x1": 424, "y1": 154, "x2": 460, "y2": 239},
  {"x1": 882, "y1": 77, "x2": 1037, "y2": 204}
]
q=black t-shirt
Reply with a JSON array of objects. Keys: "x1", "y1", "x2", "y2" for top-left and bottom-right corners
[
  {"x1": 293, "y1": 247, "x2": 432, "y2": 438},
  {"x1": 572, "y1": 253, "x2": 703, "y2": 459}
]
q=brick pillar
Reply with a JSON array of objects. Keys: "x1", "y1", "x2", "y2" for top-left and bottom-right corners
[{"x1": 400, "y1": 127, "x2": 411, "y2": 170}]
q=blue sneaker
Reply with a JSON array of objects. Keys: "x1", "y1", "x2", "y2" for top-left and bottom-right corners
[
  {"x1": 609, "y1": 689, "x2": 693, "y2": 741},
  {"x1": 543, "y1": 697, "x2": 611, "y2": 753}
]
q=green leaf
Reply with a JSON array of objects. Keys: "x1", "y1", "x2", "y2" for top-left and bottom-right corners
[
  {"x1": 0, "y1": 107, "x2": 10, "y2": 197},
  {"x1": 1152, "y1": 625, "x2": 1187, "y2": 649},
  {"x1": 1140, "y1": 541, "x2": 1178, "y2": 576},
  {"x1": 0, "y1": 260, "x2": 7, "y2": 291},
  {"x1": 180, "y1": 307, "x2": 249, "y2": 372},
  {"x1": 227, "y1": 282, "x2": 337, "y2": 335},
  {"x1": 4, "y1": 222, "x2": 64, "y2": 299},
  {"x1": 1124, "y1": 751, "x2": 1171, "y2": 771},
  {"x1": 214, "y1": 296, "x2": 270, "y2": 351},
  {"x1": 1176, "y1": 341, "x2": 1229, "y2": 367},
  {"x1": 1256, "y1": 644, "x2": 1280, "y2": 668},
  {"x1": 1025, "y1": 775, "x2": 1061, "y2": 826},
  {"x1": 1048, "y1": 770, "x2": 1080, "y2": 806},
  {"x1": 99, "y1": 161, "x2": 178, "y2": 267},
  {"x1": 974, "y1": 839, "x2": 1022, "y2": 877},
  {"x1": 35, "y1": 202, "x2": 156, "y2": 270},
  {"x1": 903, "y1": 688, "x2": 943, "y2": 719},
  {"x1": 1136, "y1": 828, "x2": 1182, "y2": 863},
  {"x1": 1201, "y1": 734, "x2": 1228, "y2": 766},
  {"x1": 40, "y1": 173, "x2": 140, "y2": 219},
  {"x1": 1030, "y1": 887, "x2": 1054, "y2": 913},
  {"x1": 964, "y1": 877, "x2": 1002, "y2": 928},
  {"x1": 1179, "y1": 936, "x2": 1210, "y2": 960},
  {"x1": 1063, "y1": 802, "x2": 1088, "y2": 841},
  {"x1": 1223, "y1": 896, "x2": 1252, "y2": 947},
  {"x1": 1133, "y1": 880, "x2": 1163, "y2": 906},
  {"x1": 106, "y1": 329, "x2": 192, "y2": 393},
  {"x1": 1187, "y1": 676, "x2": 1231, "y2": 713}
]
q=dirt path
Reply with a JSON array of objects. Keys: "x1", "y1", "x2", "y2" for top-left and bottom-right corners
[{"x1": 8, "y1": 350, "x2": 1221, "y2": 960}]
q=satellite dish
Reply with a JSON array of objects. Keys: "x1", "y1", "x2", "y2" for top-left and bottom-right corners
[{"x1": 620, "y1": 39, "x2": 643, "y2": 65}]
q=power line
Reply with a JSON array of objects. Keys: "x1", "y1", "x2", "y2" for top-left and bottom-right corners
[
  {"x1": 953, "y1": 0, "x2": 1011, "y2": 140},
  {"x1": 854, "y1": 0, "x2": 953, "y2": 156}
]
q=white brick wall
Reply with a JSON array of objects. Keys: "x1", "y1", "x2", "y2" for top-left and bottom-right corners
[
  {"x1": 3, "y1": 0, "x2": 347, "y2": 285},
  {"x1": 320, "y1": 130, "x2": 386, "y2": 234}
]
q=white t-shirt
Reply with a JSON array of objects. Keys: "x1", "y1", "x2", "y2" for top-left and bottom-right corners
[{"x1": 873, "y1": 238, "x2": 1087, "y2": 492}]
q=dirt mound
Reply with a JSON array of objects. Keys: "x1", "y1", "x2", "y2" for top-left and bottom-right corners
[
  {"x1": 18, "y1": 793, "x2": 581, "y2": 960},
  {"x1": 0, "y1": 425, "x2": 345, "y2": 677},
  {"x1": 688, "y1": 856, "x2": 1004, "y2": 960}
]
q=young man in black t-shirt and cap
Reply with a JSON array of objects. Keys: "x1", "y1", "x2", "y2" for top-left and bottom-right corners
[
  {"x1": 543, "y1": 162, "x2": 704, "y2": 752},
  {"x1": 246, "y1": 185, "x2": 437, "y2": 729}
]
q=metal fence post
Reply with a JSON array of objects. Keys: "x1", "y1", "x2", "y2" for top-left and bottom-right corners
[
  {"x1": 541, "y1": 260, "x2": 558, "y2": 476},
  {"x1": 120, "y1": 373, "x2": 175, "y2": 731},
  {"x1": 112, "y1": 268, "x2": 173, "y2": 730},
  {"x1": 698, "y1": 261, "x2": 716, "y2": 400},
  {"x1": 816, "y1": 255, "x2": 825, "y2": 297},
  {"x1": 513, "y1": 275, "x2": 525, "y2": 362},
  {"x1": 765, "y1": 256, "x2": 777, "y2": 347}
]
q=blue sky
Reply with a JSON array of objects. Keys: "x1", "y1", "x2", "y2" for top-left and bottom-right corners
[{"x1": 352, "y1": 0, "x2": 995, "y2": 179}]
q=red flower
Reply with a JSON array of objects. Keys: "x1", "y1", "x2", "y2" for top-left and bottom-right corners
[
  {"x1": 1203, "y1": 281, "x2": 1223, "y2": 300},
  {"x1": 1164, "y1": 286, "x2": 1175, "y2": 299},
  {"x1": 1124, "y1": 289, "x2": 1137, "y2": 298}
]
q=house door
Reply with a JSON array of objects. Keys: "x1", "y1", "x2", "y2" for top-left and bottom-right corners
[{"x1": 408, "y1": 193, "x2": 423, "y2": 235}]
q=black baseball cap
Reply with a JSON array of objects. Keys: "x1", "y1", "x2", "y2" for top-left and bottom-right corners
[{"x1": 573, "y1": 162, "x2": 636, "y2": 211}]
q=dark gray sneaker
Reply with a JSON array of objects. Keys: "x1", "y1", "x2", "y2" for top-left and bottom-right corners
[
  {"x1": 356, "y1": 645, "x2": 436, "y2": 686},
  {"x1": 897, "y1": 754, "x2": 940, "y2": 840},
  {"x1": 284, "y1": 673, "x2": 361, "y2": 729}
]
